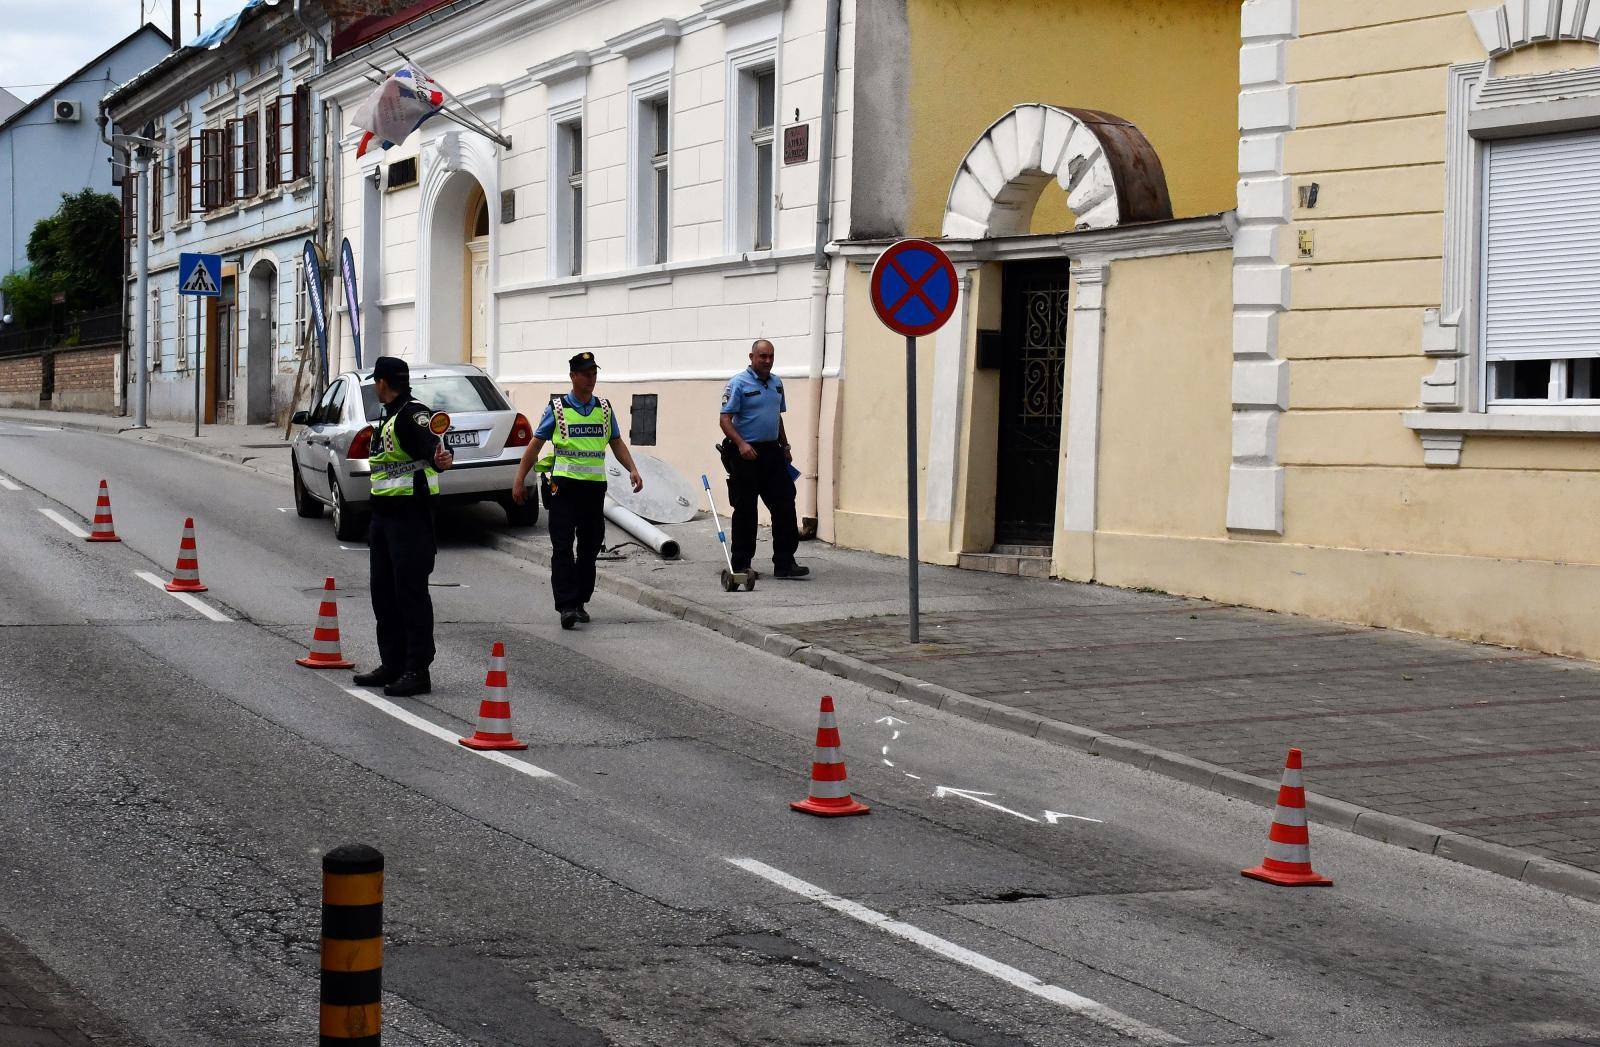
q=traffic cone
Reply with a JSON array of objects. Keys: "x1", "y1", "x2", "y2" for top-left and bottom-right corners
[
  {"x1": 459, "y1": 642, "x2": 528, "y2": 751},
  {"x1": 165, "y1": 517, "x2": 207, "y2": 592},
  {"x1": 296, "y1": 577, "x2": 355, "y2": 669},
  {"x1": 84, "y1": 479, "x2": 120, "y2": 542},
  {"x1": 1242, "y1": 747, "x2": 1332, "y2": 887},
  {"x1": 791, "y1": 695, "x2": 870, "y2": 817}
]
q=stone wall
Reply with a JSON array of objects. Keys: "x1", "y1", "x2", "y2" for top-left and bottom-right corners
[{"x1": 0, "y1": 355, "x2": 42, "y2": 409}]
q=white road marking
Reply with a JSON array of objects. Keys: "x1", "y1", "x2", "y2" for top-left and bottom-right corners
[
  {"x1": 876, "y1": 716, "x2": 908, "y2": 727},
  {"x1": 37, "y1": 508, "x2": 88, "y2": 538},
  {"x1": 727, "y1": 858, "x2": 1184, "y2": 1045},
  {"x1": 0, "y1": 473, "x2": 20, "y2": 491},
  {"x1": 26, "y1": 425, "x2": 59, "y2": 432},
  {"x1": 134, "y1": 571, "x2": 233, "y2": 622},
  {"x1": 935, "y1": 786, "x2": 1041, "y2": 824},
  {"x1": 342, "y1": 687, "x2": 559, "y2": 781},
  {"x1": 1044, "y1": 810, "x2": 1104, "y2": 825},
  {"x1": 276, "y1": 507, "x2": 290, "y2": 513}
]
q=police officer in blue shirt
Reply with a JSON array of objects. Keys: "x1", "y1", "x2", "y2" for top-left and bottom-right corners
[
  {"x1": 511, "y1": 352, "x2": 643, "y2": 629},
  {"x1": 719, "y1": 339, "x2": 808, "y2": 579}
]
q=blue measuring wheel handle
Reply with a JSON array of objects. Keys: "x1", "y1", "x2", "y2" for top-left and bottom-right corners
[
  {"x1": 870, "y1": 239, "x2": 958, "y2": 339},
  {"x1": 701, "y1": 474, "x2": 711, "y2": 489}
]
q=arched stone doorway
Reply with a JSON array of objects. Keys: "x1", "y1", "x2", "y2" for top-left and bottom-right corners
[
  {"x1": 465, "y1": 188, "x2": 490, "y2": 370},
  {"x1": 926, "y1": 105, "x2": 1172, "y2": 557},
  {"x1": 246, "y1": 259, "x2": 277, "y2": 424}
]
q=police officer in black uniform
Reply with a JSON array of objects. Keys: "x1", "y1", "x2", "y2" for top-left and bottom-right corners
[{"x1": 353, "y1": 357, "x2": 454, "y2": 697}]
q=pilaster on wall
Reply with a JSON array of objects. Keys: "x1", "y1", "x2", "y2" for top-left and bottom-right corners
[{"x1": 1228, "y1": 0, "x2": 1297, "y2": 534}]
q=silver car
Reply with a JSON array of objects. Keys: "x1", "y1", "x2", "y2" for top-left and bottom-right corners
[{"x1": 289, "y1": 362, "x2": 539, "y2": 540}]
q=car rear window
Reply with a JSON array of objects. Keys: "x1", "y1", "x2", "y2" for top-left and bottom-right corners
[{"x1": 358, "y1": 375, "x2": 509, "y2": 420}]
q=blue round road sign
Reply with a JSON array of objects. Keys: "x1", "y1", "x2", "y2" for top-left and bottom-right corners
[{"x1": 870, "y1": 239, "x2": 958, "y2": 338}]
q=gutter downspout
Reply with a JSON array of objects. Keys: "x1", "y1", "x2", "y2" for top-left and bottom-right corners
[
  {"x1": 294, "y1": 0, "x2": 329, "y2": 391},
  {"x1": 803, "y1": 0, "x2": 842, "y2": 538}
]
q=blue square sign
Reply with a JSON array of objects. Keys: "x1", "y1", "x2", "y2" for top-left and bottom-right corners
[{"x1": 177, "y1": 252, "x2": 222, "y2": 297}]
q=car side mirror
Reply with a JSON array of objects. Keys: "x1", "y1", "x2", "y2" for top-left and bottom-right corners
[{"x1": 291, "y1": 410, "x2": 311, "y2": 425}]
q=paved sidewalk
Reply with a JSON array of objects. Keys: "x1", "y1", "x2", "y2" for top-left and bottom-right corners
[
  {"x1": 502, "y1": 514, "x2": 1600, "y2": 898},
  {"x1": 12, "y1": 406, "x2": 1600, "y2": 898},
  {"x1": 0, "y1": 927, "x2": 138, "y2": 1046}
]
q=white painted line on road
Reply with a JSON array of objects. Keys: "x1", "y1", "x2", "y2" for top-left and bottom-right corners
[
  {"x1": 37, "y1": 508, "x2": 88, "y2": 538},
  {"x1": 935, "y1": 786, "x2": 1041, "y2": 823},
  {"x1": 342, "y1": 687, "x2": 560, "y2": 781},
  {"x1": 0, "y1": 472, "x2": 20, "y2": 491},
  {"x1": 26, "y1": 425, "x2": 59, "y2": 432},
  {"x1": 134, "y1": 571, "x2": 233, "y2": 622},
  {"x1": 1044, "y1": 810, "x2": 1104, "y2": 825},
  {"x1": 727, "y1": 858, "x2": 1183, "y2": 1045}
]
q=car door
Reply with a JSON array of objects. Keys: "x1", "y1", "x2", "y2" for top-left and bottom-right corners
[{"x1": 301, "y1": 380, "x2": 343, "y2": 500}]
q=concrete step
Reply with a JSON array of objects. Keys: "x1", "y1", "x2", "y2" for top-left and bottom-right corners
[
  {"x1": 991, "y1": 543, "x2": 1051, "y2": 557},
  {"x1": 957, "y1": 551, "x2": 1052, "y2": 578}
]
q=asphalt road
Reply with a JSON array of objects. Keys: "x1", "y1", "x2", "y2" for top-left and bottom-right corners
[{"x1": 3, "y1": 419, "x2": 1600, "y2": 1047}]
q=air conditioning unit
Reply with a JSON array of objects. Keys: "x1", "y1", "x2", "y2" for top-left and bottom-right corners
[{"x1": 53, "y1": 99, "x2": 82, "y2": 123}]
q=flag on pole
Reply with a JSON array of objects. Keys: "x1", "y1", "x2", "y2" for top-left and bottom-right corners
[{"x1": 351, "y1": 66, "x2": 445, "y2": 158}]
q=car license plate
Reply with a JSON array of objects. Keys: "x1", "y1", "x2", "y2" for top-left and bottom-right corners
[{"x1": 445, "y1": 430, "x2": 479, "y2": 448}]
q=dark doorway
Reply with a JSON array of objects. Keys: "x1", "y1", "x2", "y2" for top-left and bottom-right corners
[{"x1": 995, "y1": 260, "x2": 1069, "y2": 545}]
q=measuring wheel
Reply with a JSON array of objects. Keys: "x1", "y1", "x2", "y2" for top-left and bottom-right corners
[
  {"x1": 720, "y1": 569, "x2": 739, "y2": 593},
  {"x1": 743, "y1": 572, "x2": 757, "y2": 592}
]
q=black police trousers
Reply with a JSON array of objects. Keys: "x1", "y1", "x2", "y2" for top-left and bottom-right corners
[
  {"x1": 721, "y1": 440, "x2": 799, "y2": 573},
  {"x1": 547, "y1": 477, "x2": 607, "y2": 612},
  {"x1": 369, "y1": 505, "x2": 436, "y2": 674}
]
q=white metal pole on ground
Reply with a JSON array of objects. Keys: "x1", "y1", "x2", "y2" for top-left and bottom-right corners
[
  {"x1": 133, "y1": 151, "x2": 149, "y2": 429},
  {"x1": 603, "y1": 498, "x2": 680, "y2": 559}
]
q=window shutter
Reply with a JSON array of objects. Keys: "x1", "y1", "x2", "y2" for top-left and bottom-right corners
[
  {"x1": 150, "y1": 160, "x2": 162, "y2": 234},
  {"x1": 1484, "y1": 130, "x2": 1600, "y2": 362},
  {"x1": 178, "y1": 142, "x2": 193, "y2": 220},
  {"x1": 200, "y1": 128, "x2": 225, "y2": 211},
  {"x1": 242, "y1": 112, "x2": 259, "y2": 198},
  {"x1": 224, "y1": 119, "x2": 241, "y2": 205},
  {"x1": 291, "y1": 87, "x2": 309, "y2": 181},
  {"x1": 265, "y1": 102, "x2": 280, "y2": 189}
]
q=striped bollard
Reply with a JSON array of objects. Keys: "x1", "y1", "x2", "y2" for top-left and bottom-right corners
[
  {"x1": 321, "y1": 844, "x2": 383, "y2": 1046},
  {"x1": 165, "y1": 516, "x2": 207, "y2": 592}
]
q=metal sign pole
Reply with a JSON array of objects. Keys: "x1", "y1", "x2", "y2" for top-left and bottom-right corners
[
  {"x1": 906, "y1": 333, "x2": 919, "y2": 644},
  {"x1": 193, "y1": 298, "x2": 201, "y2": 438}
]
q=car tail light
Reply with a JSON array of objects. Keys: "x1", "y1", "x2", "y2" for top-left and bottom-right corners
[
  {"x1": 347, "y1": 425, "x2": 373, "y2": 459},
  {"x1": 506, "y1": 413, "x2": 533, "y2": 448}
]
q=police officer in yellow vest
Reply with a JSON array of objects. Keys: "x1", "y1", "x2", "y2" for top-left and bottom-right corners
[
  {"x1": 512, "y1": 352, "x2": 643, "y2": 630},
  {"x1": 354, "y1": 356, "x2": 454, "y2": 697}
]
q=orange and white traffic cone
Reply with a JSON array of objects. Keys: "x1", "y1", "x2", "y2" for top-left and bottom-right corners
[
  {"x1": 85, "y1": 479, "x2": 120, "y2": 543},
  {"x1": 165, "y1": 516, "x2": 207, "y2": 593},
  {"x1": 296, "y1": 577, "x2": 355, "y2": 669},
  {"x1": 791, "y1": 695, "x2": 870, "y2": 817},
  {"x1": 1243, "y1": 747, "x2": 1332, "y2": 887},
  {"x1": 459, "y1": 642, "x2": 528, "y2": 751}
]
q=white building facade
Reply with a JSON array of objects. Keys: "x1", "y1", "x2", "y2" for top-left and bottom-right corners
[
  {"x1": 317, "y1": 0, "x2": 856, "y2": 533},
  {"x1": 108, "y1": 2, "x2": 329, "y2": 424}
]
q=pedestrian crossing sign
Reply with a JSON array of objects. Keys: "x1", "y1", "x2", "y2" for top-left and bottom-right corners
[{"x1": 178, "y1": 252, "x2": 222, "y2": 297}]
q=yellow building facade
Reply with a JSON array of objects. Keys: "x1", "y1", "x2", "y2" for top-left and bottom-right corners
[{"x1": 836, "y1": 0, "x2": 1600, "y2": 660}]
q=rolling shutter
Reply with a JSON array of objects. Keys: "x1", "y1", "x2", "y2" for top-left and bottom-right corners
[{"x1": 1483, "y1": 130, "x2": 1600, "y2": 361}]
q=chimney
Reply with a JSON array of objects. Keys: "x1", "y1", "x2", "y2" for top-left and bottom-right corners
[{"x1": 171, "y1": 0, "x2": 181, "y2": 47}]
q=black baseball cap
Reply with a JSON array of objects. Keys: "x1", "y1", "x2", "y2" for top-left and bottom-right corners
[
  {"x1": 569, "y1": 351, "x2": 599, "y2": 372},
  {"x1": 372, "y1": 356, "x2": 410, "y2": 387}
]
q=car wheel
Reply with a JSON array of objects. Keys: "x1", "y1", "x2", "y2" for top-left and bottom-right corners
[
  {"x1": 330, "y1": 472, "x2": 368, "y2": 543},
  {"x1": 501, "y1": 494, "x2": 539, "y2": 528},
  {"x1": 292, "y1": 456, "x2": 323, "y2": 518}
]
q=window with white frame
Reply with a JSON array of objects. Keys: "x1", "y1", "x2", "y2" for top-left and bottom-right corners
[
  {"x1": 294, "y1": 258, "x2": 308, "y2": 347},
  {"x1": 176, "y1": 291, "x2": 189, "y2": 371},
  {"x1": 634, "y1": 94, "x2": 671, "y2": 266},
  {"x1": 555, "y1": 118, "x2": 585, "y2": 276},
  {"x1": 1481, "y1": 129, "x2": 1600, "y2": 407},
  {"x1": 150, "y1": 289, "x2": 162, "y2": 371},
  {"x1": 741, "y1": 66, "x2": 776, "y2": 251}
]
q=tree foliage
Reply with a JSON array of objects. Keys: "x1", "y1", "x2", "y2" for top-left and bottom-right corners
[{"x1": 2, "y1": 190, "x2": 122, "y2": 326}]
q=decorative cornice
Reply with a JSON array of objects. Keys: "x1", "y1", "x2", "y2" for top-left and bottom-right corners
[
  {"x1": 526, "y1": 50, "x2": 592, "y2": 86},
  {"x1": 1470, "y1": 0, "x2": 1600, "y2": 56},
  {"x1": 701, "y1": 0, "x2": 786, "y2": 25},
  {"x1": 604, "y1": 19, "x2": 681, "y2": 59}
]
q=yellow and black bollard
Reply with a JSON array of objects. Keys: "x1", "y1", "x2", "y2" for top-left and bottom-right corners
[{"x1": 321, "y1": 844, "x2": 383, "y2": 1046}]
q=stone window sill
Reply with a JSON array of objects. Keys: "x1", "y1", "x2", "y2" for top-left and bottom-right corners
[{"x1": 1403, "y1": 410, "x2": 1600, "y2": 466}]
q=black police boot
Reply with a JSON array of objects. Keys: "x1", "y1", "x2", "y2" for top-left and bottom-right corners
[
  {"x1": 575, "y1": 607, "x2": 591, "y2": 623},
  {"x1": 774, "y1": 563, "x2": 811, "y2": 579},
  {"x1": 560, "y1": 610, "x2": 580, "y2": 630},
  {"x1": 383, "y1": 671, "x2": 431, "y2": 697},
  {"x1": 353, "y1": 666, "x2": 400, "y2": 687}
]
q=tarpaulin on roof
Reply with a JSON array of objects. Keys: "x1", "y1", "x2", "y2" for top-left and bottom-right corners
[{"x1": 192, "y1": 0, "x2": 281, "y2": 50}]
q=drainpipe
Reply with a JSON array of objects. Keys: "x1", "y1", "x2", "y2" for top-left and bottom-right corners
[
  {"x1": 327, "y1": 97, "x2": 343, "y2": 374},
  {"x1": 802, "y1": 0, "x2": 842, "y2": 537},
  {"x1": 293, "y1": 0, "x2": 328, "y2": 391}
]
